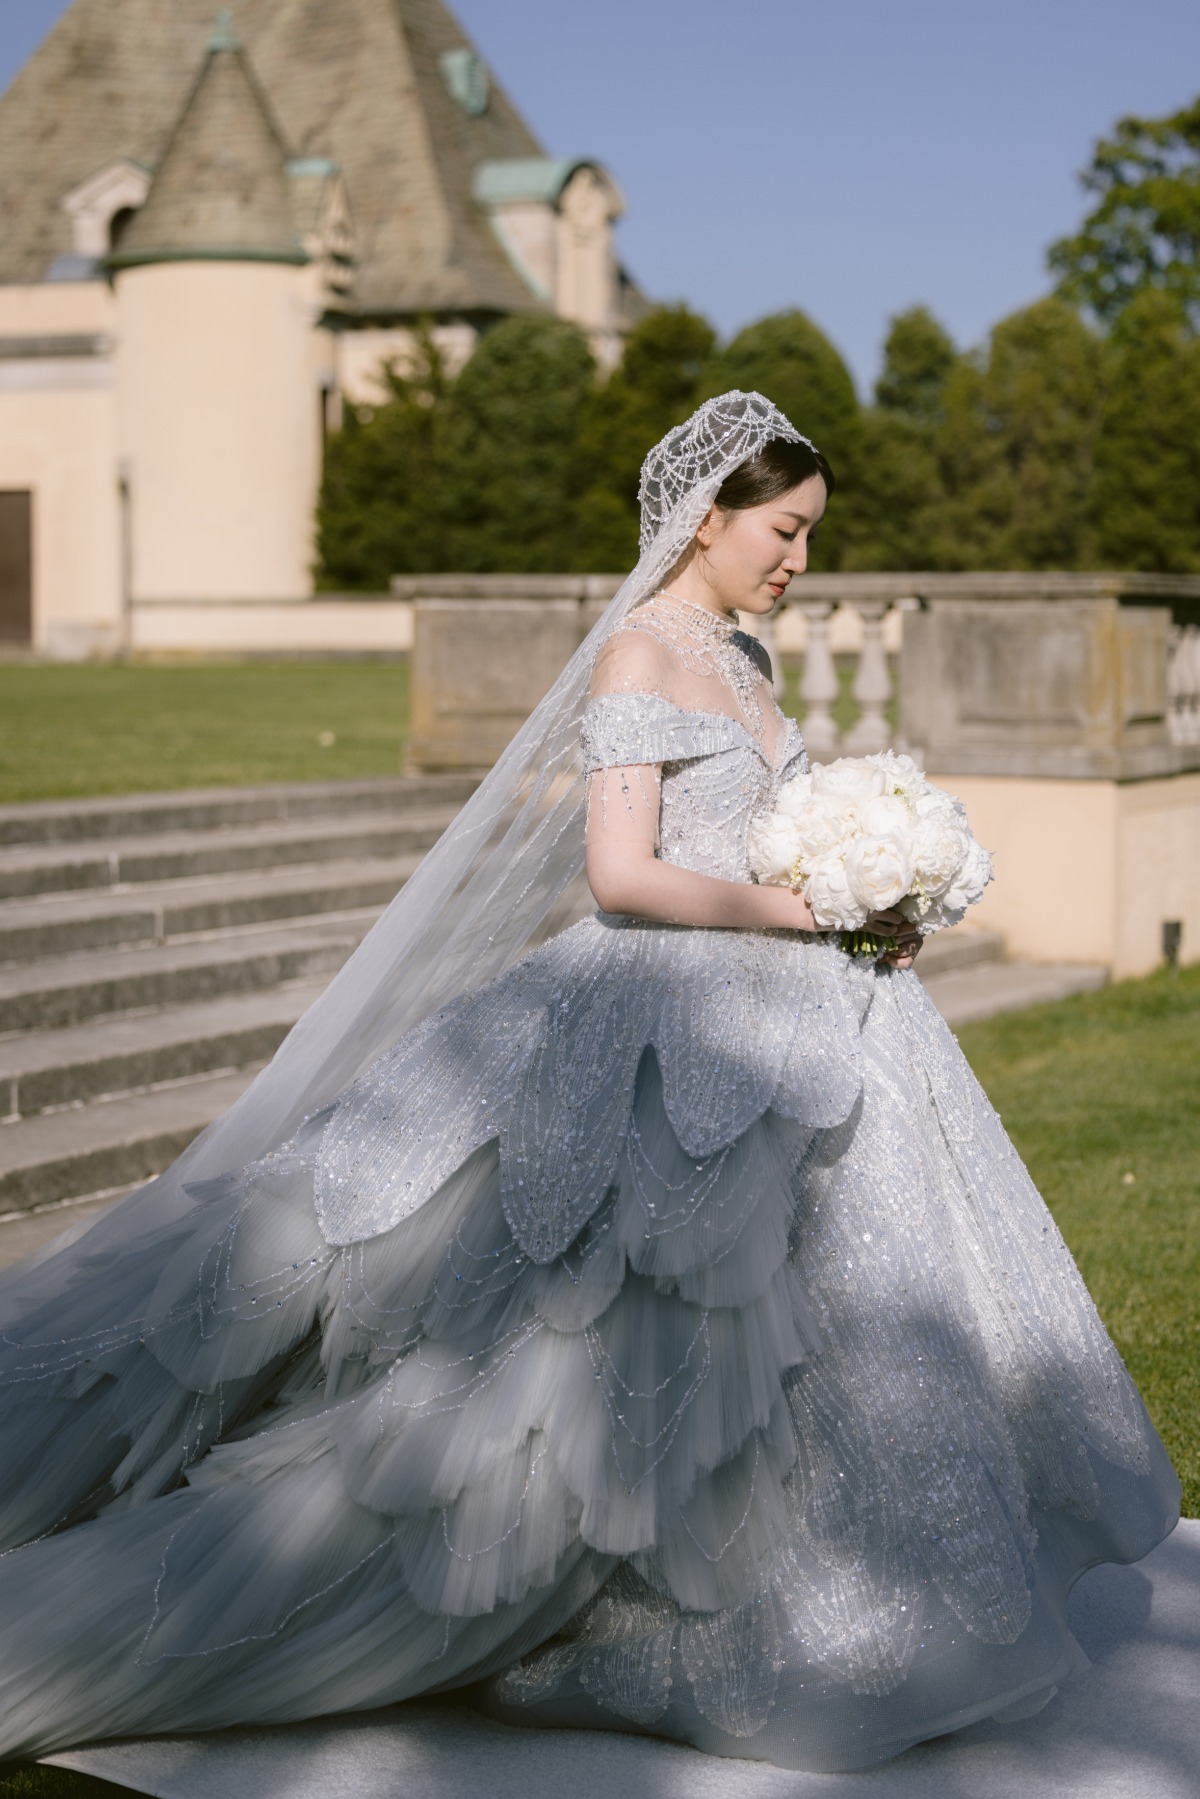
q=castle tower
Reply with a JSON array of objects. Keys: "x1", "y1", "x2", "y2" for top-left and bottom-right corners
[{"x1": 110, "y1": 14, "x2": 317, "y2": 604}]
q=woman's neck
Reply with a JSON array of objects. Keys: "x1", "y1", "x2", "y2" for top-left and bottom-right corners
[{"x1": 653, "y1": 586, "x2": 738, "y2": 625}]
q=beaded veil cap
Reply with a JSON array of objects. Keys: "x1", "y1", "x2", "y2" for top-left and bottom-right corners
[{"x1": 149, "y1": 392, "x2": 818, "y2": 1210}]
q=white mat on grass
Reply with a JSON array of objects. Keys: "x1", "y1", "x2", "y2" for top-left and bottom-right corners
[{"x1": 46, "y1": 1519, "x2": 1200, "y2": 1799}]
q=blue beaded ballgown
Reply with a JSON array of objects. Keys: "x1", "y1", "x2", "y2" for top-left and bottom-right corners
[{"x1": 0, "y1": 393, "x2": 1180, "y2": 1773}]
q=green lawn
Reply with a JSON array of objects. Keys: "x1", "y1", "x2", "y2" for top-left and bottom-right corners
[
  {"x1": 957, "y1": 965, "x2": 1200, "y2": 1519},
  {"x1": 0, "y1": 662, "x2": 410, "y2": 803}
]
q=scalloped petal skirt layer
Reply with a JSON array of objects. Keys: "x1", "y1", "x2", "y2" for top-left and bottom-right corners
[{"x1": 0, "y1": 922, "x2": 1179, "y2": 1772}]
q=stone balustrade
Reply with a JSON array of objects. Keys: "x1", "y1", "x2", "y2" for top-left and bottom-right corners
[
  {"x1": 771, "y1": 571, "x2": 1200, "y2": 777},
  {"x1": 1168, "y1": 623, "x2": 1200, "y2": 748}
]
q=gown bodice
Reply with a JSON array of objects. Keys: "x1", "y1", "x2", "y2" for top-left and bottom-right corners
[{"x1": 579, "y1": 690, "x2": 809, "y2": 883}]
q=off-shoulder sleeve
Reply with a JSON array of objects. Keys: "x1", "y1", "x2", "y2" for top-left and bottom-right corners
[{"x1": 580, "y1": 692, "x2": 746, "y2": 771}]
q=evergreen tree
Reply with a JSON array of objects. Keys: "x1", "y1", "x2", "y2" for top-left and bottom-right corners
[
  {"x1": 1092, "y1": 289, "x2": 1200, "y2": 571},
  {"x1": 437, "y1": 316, "x2": 596, "y2": 572},
  {"x1": 1049, "y1": 97, "x2": 1200, "y2": 327},
  {"x1": 572, "y1": 305, "x2": 716, "y2": 571},
  {"x1": 874, "y1": 305, "x2": 958, "y2": 424},
  {"x1": 930, "y1": 299, "x2": 1105, "y2": 569},
  {"x1": 842, "y1": 307, "x2": 958, "y2": 569},
  {"x1": 702, "y1": 310, "x2": 862, "y2": 568},
  {"x1": 314, "y1": 328, "x2": 449, "y2": 590}
]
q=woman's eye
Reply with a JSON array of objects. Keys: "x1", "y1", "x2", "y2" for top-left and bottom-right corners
[{"x1": 776, "y1": 529, "x2": 797, "y2": 543}]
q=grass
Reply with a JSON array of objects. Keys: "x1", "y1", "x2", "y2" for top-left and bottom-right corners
[
  {"x1": 0, "y1": 662, "x2": 411, "y2": 803},
  {"x1": 957, "y1": 964, "x2": 1200, "y2": 1519}
]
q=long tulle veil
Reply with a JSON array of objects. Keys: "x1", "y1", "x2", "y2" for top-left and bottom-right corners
[{"x1": 47, "y1": 393, "x2": 811, "y2": 1254}]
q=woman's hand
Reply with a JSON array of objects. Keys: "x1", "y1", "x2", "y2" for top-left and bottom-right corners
[{"x1": 864, "y1": 909, "x2": 923, "y2": 970}]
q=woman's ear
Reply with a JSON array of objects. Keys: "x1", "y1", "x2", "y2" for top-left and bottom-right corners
[{"x1": 694, "y1": 504, "x2": 721, "y2": 549}]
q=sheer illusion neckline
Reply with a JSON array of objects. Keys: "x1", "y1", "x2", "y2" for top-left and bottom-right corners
[{"x1": 614, "y1": 596, "x2": 792, "y2": 772}]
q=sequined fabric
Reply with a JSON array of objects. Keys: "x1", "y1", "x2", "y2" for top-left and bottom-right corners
[{"x1": 0, "y1": 635, "x2": 1179, "y2": 1772}]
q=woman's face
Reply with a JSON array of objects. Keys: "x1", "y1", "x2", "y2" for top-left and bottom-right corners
[{"x1": 696, "y1": 475, "x2": 828, "y2": 616}]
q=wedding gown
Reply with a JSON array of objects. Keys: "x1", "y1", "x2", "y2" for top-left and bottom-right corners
[{"x1": 0, "y1": 591, "x2": 1179, "y2": 1774}]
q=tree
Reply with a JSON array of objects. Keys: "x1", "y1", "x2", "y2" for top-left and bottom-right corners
[
  {"x1": 1091, "y1": 289, "x2": 1200, "y2": 571},
  {"x1": 841, "y1": 307, "x2": 958, "y2": 569},
  {"x1": 314, "y1": 327, "x2": 449, "y2": 590},
  {"x1": 873, "y1": 305, "x2": 959, "y2": 425},
  {"x1": 571, "y1": 305, "x2": 717, "y2": 572},
  {"x1": 920, "y1": 299, "x2": 1105, "y2": 570},
  {"x1": 436, "y1": 316, "x2": 596, "y2": 572},
  {"x1": 1049, "y1": 97, "x2": 1200, "y2": 327},
  {"x1": 702, "y1": 310, "x2": 862, "y2": 568}
]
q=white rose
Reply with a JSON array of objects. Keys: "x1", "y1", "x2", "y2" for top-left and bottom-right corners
[
  {"x1": 867, "y1": 749, "x2": 926, "y2": 801},
  {"x1": 844, "y1": 833, "x2": 914, "y2": 915},
  {"x1": 811, "y1": 757, "x2": 887, "y2": 810},
  {"x1": 747, "y1": 811, "x2": 804, "y2": 885},
  {"x1": 803, "y1": 852, "x2": 864, "y2": 932}
]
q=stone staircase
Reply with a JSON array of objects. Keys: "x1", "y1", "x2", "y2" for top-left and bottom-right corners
[
  {"x1": 914, "y1": 928, "x2": 1107, "y2": 1027},
  {"x1": 0, "y1": 777, "x2": 475, "y2": 1266},
  {"x1": 0, "y1": 777, "x2": 1106, "y2": 1270}
]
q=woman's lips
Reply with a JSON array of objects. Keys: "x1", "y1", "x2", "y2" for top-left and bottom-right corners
[{"x1": 768, "y1": 581, "x2": 787, "y2": 597}]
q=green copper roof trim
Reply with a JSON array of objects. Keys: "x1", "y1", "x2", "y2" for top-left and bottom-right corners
[
  {"x1": 209, "y1": 8, "x2": 238, "y2": 52},
  {"x1": 107, "y1": 245, "x2": 309, "y2": 270},
  {"x1": 472, "y1": 157, "x2": 593, "y2": 208}
]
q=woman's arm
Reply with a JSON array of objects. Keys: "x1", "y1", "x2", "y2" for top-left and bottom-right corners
[{"x1": 584, "y1": 763, "x2": 823, "y2": 932}]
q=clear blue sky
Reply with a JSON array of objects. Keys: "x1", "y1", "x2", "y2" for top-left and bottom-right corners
[{"x1": 4, "y1": 0, "x2": 1198, "y2": 394}]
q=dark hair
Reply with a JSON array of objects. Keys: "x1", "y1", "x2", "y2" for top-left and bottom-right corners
[{"x1": 713, "y1": 435, "x2": 835, "y2": 511}]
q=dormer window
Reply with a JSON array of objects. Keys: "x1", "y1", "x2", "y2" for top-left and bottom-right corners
[
  {"x1": 440, "y1": 48, "x2": 489, "y2": 117},
  {"x1": 60, "y1": 160, "x2": 152, "y2": 262}
]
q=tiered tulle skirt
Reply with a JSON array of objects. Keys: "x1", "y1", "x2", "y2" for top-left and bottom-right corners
[{"x1": 0, "y1": 921, "x2": 1179, "y2": 1770}]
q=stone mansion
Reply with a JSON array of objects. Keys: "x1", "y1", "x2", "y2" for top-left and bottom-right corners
[{"x1": 0, "y1": 0, "x2": 642, "y2": 657}]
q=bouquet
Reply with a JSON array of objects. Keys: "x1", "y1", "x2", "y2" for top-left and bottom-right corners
[{"x1": 748, "y1": 750, "x2": 993, "y2": 956}]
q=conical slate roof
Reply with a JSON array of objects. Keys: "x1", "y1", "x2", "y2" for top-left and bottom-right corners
[
  {"x1": 0, "y1": 0, "x2": 548, "y2": 314},
  {"x1": 112, "y1": 17, "x2": 304, "y2": 266}
]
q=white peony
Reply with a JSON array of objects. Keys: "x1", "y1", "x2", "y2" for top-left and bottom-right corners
[
  {"x1": 866, "y1": 749, "x2": 926, "y2": 803},
  {"x1": 773, "y1": 770, "x2": 814, "y2": 818},
  {"x1": 858, "y1": 794, "x2": 913, "y2": 840},
  {"x1": 844, "y1": 833, "x2": 913, "y2": 915},
  {"x1": 748, "y1": 753, "x2": 992, "y2": 945},
  {"x1": 747, "y1": 811, "x2": 806, "y2": 887},
  {"x1": 942, "y1": 835, "x2": 994, "y2": 913},
  {"x1": 909, "y1": 806, "x2": 971, "y2": 900},
  {"x1": 810, "y1": 757, "x2": 887, "y2": 809},
  {"x1": 803, "y1": 852, "x2": 863, "y2": 932}
]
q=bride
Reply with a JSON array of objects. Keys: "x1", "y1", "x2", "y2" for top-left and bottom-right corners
[{"x1": 0, "y1": 393, "x2": 1179, "y2": 1774}]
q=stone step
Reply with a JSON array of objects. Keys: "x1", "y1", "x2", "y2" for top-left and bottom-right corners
[
  {"x1": 922, "y1": 960, "x2": 1108, "y2": 1028},
  {"x1": 0, "y1": 856, "x2": 418, "y2": 965},
  {"x1": 0, "y1": 806, "x2": 458, "y2": 901},
  {"x1": 0, "y1": 1066, "x2": 258, "y2": 1215},
  {"x1": 916, "y1": 927, "x2": 1004, "y2": 976},
  {"x1": 0, "y1": 774, "x2": 478, "y2": 849},
  {"x1": 0, "y1": 1186, "x2": 129, "y2": 1272},
  {"x1": 0, "y1": 911, "x2": 376, "y2": 1034},
  {"x1": 0, "y1": 982, "x2": 327, "y2": 1119}
]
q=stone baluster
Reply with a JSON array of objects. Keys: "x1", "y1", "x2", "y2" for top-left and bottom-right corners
[
  {"x1": 1168, "y1": 624, "x2": 1200, "y2": 747},
  {"x1": 797, "y1": 599, "x2": 840, "y2": 756},
  {"x1": 843, "y1": 599, "x2": 893, "y2": 754}
]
